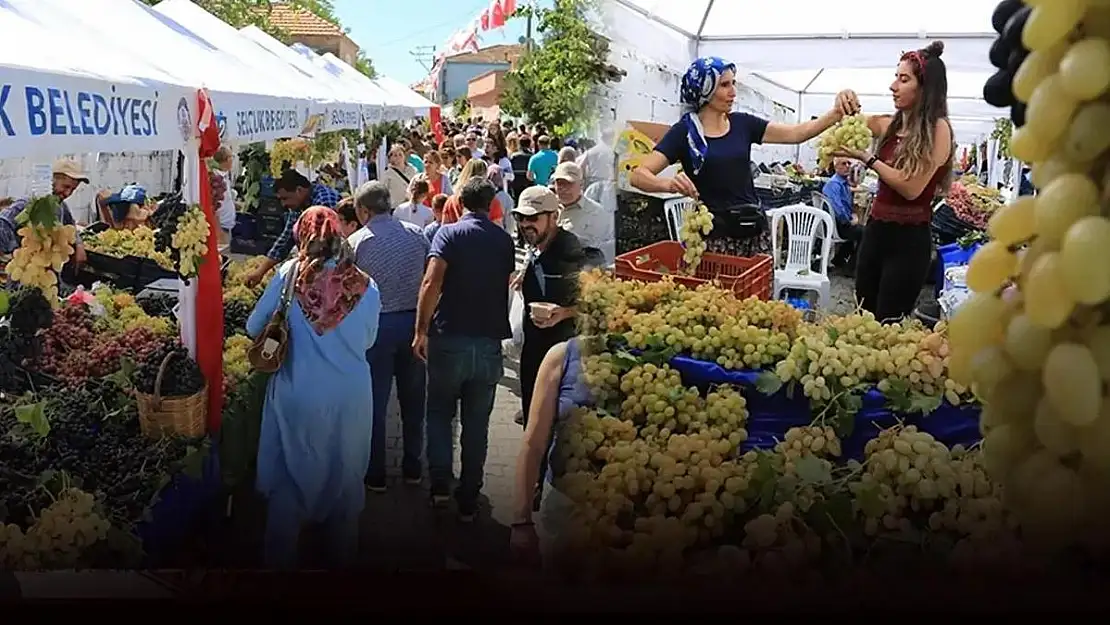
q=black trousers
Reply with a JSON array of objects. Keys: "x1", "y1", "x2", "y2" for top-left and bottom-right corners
[
  {"x1": 832, "y1": 222, "x2": 863, "y2": 264},
  {"x1": 854, "y1": 220, "x2": 933, "y2": 323}
]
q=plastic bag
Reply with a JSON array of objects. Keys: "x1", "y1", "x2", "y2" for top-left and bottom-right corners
[{"x1": 508, "y1": 290, "x2": 525, "y2": 347}]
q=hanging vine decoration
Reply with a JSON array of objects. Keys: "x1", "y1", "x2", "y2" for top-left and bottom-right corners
[{"x1": 991, "y1": 117, "x2": 1013, "y2": 159}]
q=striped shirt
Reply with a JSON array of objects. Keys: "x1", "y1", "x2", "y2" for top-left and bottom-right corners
[
  {"x1": 265, "y1": 183, "x2": 341, "y2": 261},
  {"x1": 348, "y1": 214, "x2": 428, "y2": 313}
]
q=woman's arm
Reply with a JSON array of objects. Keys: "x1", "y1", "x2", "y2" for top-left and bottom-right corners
[
  {"x1": 629, "y1": 152, "x2": 674, "y2": 194},
  {"x1": 763, "y1": 109, "x2": 840, "y2": 145},
  {"x1": 246, "y1": 265, "x2": 287, "y2": 338},
  {"x1": 870, "y1": 120, "x2": 953, "y2": 201},
  {"x1": 512, "y1": 342, "x2": 567, "y2": 525}
]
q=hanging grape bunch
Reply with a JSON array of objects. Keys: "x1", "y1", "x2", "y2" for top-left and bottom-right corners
[
  {"x1": 950, "y1": 0, "x2": 1110, "y2": 551},
  {"x1": 134, "y1": 341, "x2": 206, "y2": 397},
  {"x1": 151, "y1": 194, "x2": 209, "y2": 280},
  {"x1": 209, "y1": 169, "x2": 227, "y2": 207}
]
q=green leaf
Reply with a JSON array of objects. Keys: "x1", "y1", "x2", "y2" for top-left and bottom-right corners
[
  {"x1": 24, "y1": 196, "x2": 60, "y2": 230},
  {"x1": 0, "y1": 290, "x2": 9, "y2": 316},
  {"x1": 612, "y1": 350, "x2": 639, "y2": 371},
  {"x1": 826, "y1": 326, "x2": 839, "y2": 342},
  {"x1": 908, "y1": 392, "x2": 943, "y2": 415},
  {"x1": 793, "y1": 455, "x2": 832, "y2": 485},
  {"x1": 854, "y1": 481, "x2": 886, "y2": 518},
  {"x1": 14, "y1": 401, "x2": 50, "y2": 438},
  {"x1": 753, "y1": 371, "x2": 783, "y2": 396}
]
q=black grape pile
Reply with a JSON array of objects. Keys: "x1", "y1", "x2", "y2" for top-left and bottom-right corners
[
  {"x1": 0, "y1": 288, "x2": 53, "y2": 393},
  {"x1": 982, "y1": 0, "x2": 1030, "y2": 126},
  {"x1": 223, "y1": 300, "x2": 251, "y2": 337},
  {"x1": 0, "y1": 378, "x2": 197, "y2": 529},
  {"x1": 134, "y1": 342, "x2": 206, "y2": 397},
  {"x1": 137, "y1": 292, "x2": 177, "y2": 319},
  {"x1": 151, "y1": 192, "x2": 188, "y2": 268}
]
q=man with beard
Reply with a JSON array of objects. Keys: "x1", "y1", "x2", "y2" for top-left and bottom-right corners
[{"x1": 510, "y1": 186, "x2": 585, "y2": 510}]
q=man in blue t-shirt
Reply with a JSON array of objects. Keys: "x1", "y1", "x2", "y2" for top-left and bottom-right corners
[
  {"x1": 414, "y1": 176, "x2": 515, "y2": 522},
  {"x1": 821, "y1": 157, "x2": 863, "y2": 268},
  {"x1": 526, "y1": 135, "x2": 559, "y2": 186}
]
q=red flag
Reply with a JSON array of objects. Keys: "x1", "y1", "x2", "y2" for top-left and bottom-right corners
[
  {"x1": 490, "y1": 0, "x2": 506, "y2": 28},
  {"x1": 480, "y1": 8, "x2": 490, "y2": 30},
  {"x1": 501, "y1": 0, "x2": 517, "y2": 16},
  {"x1": 194, "y1": 89, "x2": 225, "y2": 432}
]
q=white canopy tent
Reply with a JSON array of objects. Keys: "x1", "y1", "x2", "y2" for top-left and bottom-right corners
[
  {"x1": 367, "y1": 72, "x2": 438, "y2": 118},
  {"x1": 609, "y1": 0, "x2": 1001, "y2": 142},
  {"x1": 151, "y1": 0, "x2": 363, "y2": 140},
  {"x1": 0, "y1": 1, "x2": 191, "y2": 159},
  {"x1": 238, "y1": 25, "x2": 383, "y2": 129},
  {"x1": 287, "y1": 44, "x2": 408, "y2": 123}
]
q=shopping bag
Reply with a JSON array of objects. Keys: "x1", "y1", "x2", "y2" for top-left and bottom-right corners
[{"x1": 509, "y1": 290, "x2": 525, "y2": 347}]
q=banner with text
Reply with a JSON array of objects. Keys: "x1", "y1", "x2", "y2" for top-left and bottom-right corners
[
  {"x1": 0, "y1": 68, "x2": 190, "y2": 159},
  {"x1": 319, "y1": 102, "x2": 363, "y2": 133},
  {"x1": 207, "y1": 93, "x2": 321, "y2": 144}
]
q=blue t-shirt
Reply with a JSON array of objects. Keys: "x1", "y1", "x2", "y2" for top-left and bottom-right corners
[
  {"x1": 655, "y1": 112, "x2": 769, "y2": 210},
  {"x1": 822, "y1": 174, "x2": 854, "y2": 224},
  {"x1": 527, "y1": 149, "x2": 559, "y2": 186},
  {"x1": 428, "y1": 212, "x2": 515, "y2": 340}
]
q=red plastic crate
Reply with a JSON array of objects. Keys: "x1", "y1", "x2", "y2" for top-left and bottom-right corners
[{"x1": 614, "y1": 241, "x2": 773, "y2": 300}]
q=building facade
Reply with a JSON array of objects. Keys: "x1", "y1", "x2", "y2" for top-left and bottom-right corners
[{"x1": 268, "y1": 4, "x2": 360, "y2": 67}]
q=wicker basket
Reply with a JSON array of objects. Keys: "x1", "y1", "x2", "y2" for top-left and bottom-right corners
[{"x1": 136, "y1": 351, "x2": 208, "y2": 438}]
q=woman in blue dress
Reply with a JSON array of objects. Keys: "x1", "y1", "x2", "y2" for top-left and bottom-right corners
[{"x1": 246, "y1": 205, "x2": 381, "y2": 569}]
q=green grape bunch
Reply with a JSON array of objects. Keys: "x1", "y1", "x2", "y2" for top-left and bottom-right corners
[
  {"x1": 170, "y1": 204, "x2": 211, "y2": 278},
  {"x1": 816, "y1": 113, "x2": 873, "y2": 169},
  {"x1": 679, "y1": 202, "x2": 714, "y2": 273}
]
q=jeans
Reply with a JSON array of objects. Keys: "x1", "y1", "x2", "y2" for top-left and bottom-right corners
[
  {"x1": 366, "y1": 311, "x2": 426, "y2": 485},
  {"x1": 425, "y1": 334, "x2": 503, "y2": 504}
]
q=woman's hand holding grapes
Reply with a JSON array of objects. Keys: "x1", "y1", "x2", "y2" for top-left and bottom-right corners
[
  {"x1": 668, "y1": 172, "x2": 699, "y2": 199},
  {"x1": 833, "y1": 89, "x2": 862, "y2": 118},
  {"x1": 832, "y1": 146, "x2": 874, "y2": 163}
]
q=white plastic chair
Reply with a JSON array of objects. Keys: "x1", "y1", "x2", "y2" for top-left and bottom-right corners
[
  {"x1": 663, "y1": 197, "x2": 696, "y2": 241},
  {"x1": 769, "y1": 204, "x2": 834, "y2": 311},
  {"x1": 811, "y1": 191, "x2": 846, "y2": 245}
]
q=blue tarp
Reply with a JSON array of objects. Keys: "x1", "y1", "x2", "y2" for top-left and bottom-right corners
[
  {"x1": 667, "y1": 355, "x2": 981, "y2": 460},
  {"x1": 135, "y1": 440, "x2": 222, "y2": 563}
]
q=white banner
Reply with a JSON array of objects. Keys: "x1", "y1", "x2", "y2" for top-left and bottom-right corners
[
  {"x1": 0, "y1": 67, "x2": 189, "y2": 160},
  {"x1": 209, "y1": 94, "x2": 322, "y2": 144},
  {"x1": 320, "y1": 103, "x2": 363, "y2": 133}
]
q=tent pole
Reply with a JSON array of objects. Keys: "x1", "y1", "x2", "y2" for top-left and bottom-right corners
[{"x1": 696, "y1": 0, "x2": 716, "y2": 40}]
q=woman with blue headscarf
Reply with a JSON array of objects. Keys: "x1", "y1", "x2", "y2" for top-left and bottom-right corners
[{"x1": 630, "y1": 57, "x2": 859, "y2": 256}]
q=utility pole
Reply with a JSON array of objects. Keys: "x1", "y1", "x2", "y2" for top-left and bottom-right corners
[{"x1": 410, "y1": 45, "x2": 436, "y2": 73}]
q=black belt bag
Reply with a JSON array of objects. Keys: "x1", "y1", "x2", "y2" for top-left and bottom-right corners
[{"x1": 709, "y1": 203, "x2": 766, "y2": 241}]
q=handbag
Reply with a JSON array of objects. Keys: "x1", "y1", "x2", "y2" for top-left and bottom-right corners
[
  {"x1": 711, "y1": 203, "x2": 767, "y2": 241},
  {"x1": 247, "y1": 261, "x2": 298, "y2": 373}
]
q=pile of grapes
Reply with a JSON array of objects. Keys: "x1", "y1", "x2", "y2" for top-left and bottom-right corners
[
  {"x1": 134, "y1": 342, "x2": 206, "y2": 397},
  {"x1": 952, "y1": 0, "x2": 1110, "y2": 552},
  {"x1": 91, "y1": 286, "x2": 174, "y2": 336},
  {"x1": 678, "y1": 203, "x2": 714, "y2": 273},
  {"x1": 0, "y1": 377, "x2": 198, "y2": 539},
  {"x1": 137, "y1": 292, "x2": 178, "y2": 319},
  {"x1": 0, "y1": 287, "x2": 53, "y2": 393},
  {"x1": 223, "y1": 300, "x2": 252, "y2": 337},
  {"x1": 35, "y1": 303, "x2": 165, "y2": 385},
  {"x1": 815, "y1": 113, "x2": 873, "y2": 170},
  {"x1": 82, "y1": 226, "x2": 173, "y2": 270},
  {"x1": 0, "y1": 488, "x2": 113, "y2": 570}
]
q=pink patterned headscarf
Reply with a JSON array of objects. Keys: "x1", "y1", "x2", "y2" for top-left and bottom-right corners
[{"x1": 292, "y1": 206, "x2": 369, "y2": 334}]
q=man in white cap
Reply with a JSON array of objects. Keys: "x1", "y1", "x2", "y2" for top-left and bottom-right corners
[
  {"x1": 510, "y1": 186, "x2": 585, "y2": 509},
  {"x1": 0, "y1": 158, "x2": 89, "y2": 271},
  {"x1": 550, "y1": 161, "x2": 612, "y2": 267}
]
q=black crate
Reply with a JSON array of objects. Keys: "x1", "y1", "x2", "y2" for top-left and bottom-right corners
[
  {"x1": 136, "y1": 258, "x2": 178, "y2": 287},
  {"x1": 256, "y1": 197, "x2": 285, "y2": 218},
  {"x1": 231, "y1": 238, "x2": 272, "y2": 256},
  {"x1": 232, "y1": 212, "x2": 257, "y2": 240},
  {"x1": 257, "y1": 214, "x2": 287, "y2": 237}
]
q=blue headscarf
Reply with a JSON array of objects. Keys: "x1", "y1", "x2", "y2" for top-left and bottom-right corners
[{"x1": 679, "y1": 56, "x2": 736, "y2": 175}]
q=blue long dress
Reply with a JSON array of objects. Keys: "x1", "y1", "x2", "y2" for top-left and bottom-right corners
[{"x1": 246, "y1": 259, "x2": 381, "y2": 569}]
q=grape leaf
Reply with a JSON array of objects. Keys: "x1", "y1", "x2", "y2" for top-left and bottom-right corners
[
  {"x1": 14, "y1": 401, "x2": 49, "y2": 438},
  {"x1": 612, "y1": 349, "x2": 639, "y2": 370},
  {"x1": 853, "y1": 481, "x2": 886, "y2": 518},
  {"x1": 0, "y1": 290, "x2": 9, "y2": 316},
  {"x1": 753, "y1": 371, "x2": 783, "y2": 396},
  {"x1": 826, "y1": 327, "x2": 839, "y2": 342},
  {"x1": 907, "y1": 391, "x2": 943, "y2": 415},
  {"x1": 22, "y1": 196, "x2": 60, "y2": 230},
  {"x1": 793, "y1": 455, "x2": 832, "y2": 485}
]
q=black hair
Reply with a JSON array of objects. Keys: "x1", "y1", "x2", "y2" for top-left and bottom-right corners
[
  {"x1": 274, "y1": 170, "x2": 311, "y2": 192},
  {"x1": 336, "y1": 198, "x2": 360, "y2": 226},
  {"x1": 459, "y1": 177, "x2": 496, "y2": 214}
]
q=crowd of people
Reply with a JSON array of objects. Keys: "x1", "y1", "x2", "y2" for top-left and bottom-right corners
[{"x1": 237, "y1": 114, "x2": 617, "y2": 568}]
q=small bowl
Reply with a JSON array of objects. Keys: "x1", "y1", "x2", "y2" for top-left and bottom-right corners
[{"x1": 529, "y1": 302, "x2": 557, "y2": 321}]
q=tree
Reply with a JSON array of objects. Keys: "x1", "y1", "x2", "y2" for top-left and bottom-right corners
[
  {"x1": 499, "y1": 0, "x2": 617, "y2": 137},
  {"x1": 353, "y1": 52, "x2": 377, "y2": 79}
]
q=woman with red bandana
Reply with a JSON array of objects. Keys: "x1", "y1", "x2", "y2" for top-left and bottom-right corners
[
  {"x1": 832, "y1": 41, "x2": 955, "y2": 322},
  {"x1": 246, "y1": 206, "x2": 382, "y2": 570}
]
